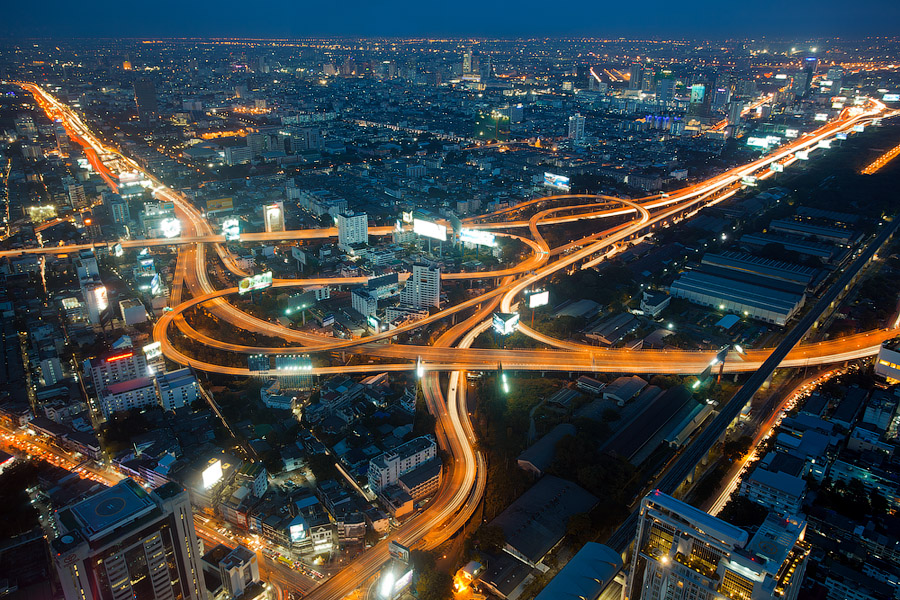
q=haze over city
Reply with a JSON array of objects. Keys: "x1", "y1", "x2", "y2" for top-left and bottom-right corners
[{"x1": 0, "y1": 13, "x2": 899, "y2": 600}]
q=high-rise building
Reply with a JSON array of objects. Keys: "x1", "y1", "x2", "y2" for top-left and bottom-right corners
[
  {"x1": 727, "y1": 101, "x2": 744, "y2": 127},
  {"x1": 656, "y1": 78, "x2": 675, "y2": 104},
  {"x1": 625, "y1": 490, "x2": 809, "y2": 600},
  {"x1": 628, "y1": 62, "x2": 644, "y2": 91},
  {"x1": 567, "y1": 113, "x2": 586, "y2": 142},
  {"x1": 86, "y1": 343, "x2": 164, "y2": 391},
  {"x1": 51, "y1": 478, "x2": 205, "y2": 600},
  {"x1": 336, "y1": 211, "x2": 368, "y2": 252},
  {"x1": 463, "y1": 49, "x2": 473, "y2": 74},
  {"x1": 400, "y1": 264, "x2": 440, "y2": 308},
  {"x1": 802, "y1": 56, "x2": 818, "y2": 97},
  {"x1": 133, "y1": 78, "x2": 159, "y2": 125},
  {"x1": 368, "y1": 435, "x2": 440, "y2": 498}
]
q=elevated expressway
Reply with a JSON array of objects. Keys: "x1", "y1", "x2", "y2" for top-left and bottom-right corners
[{"x1": 17, "y1": 81, "x2": 895, "y2": 600}]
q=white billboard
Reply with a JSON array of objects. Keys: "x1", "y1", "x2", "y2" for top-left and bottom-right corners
[
  {"x1": 160, "y1": 217, "x2": 182, "y2": 238},
  {"x1": 202, "y1": 459, "x2": 223, "y2": 489},
  {"x1": 528, "y1": 290, "x2": 550, "y2": 308},
  {"x1": 93, "y1": 286, "x2": 109, "y2": 312},
  {"x1": 264, "y1": 202, "x2": 284, "y2": 233},
  {"x1": 814, "y1": 113, "x2": 828, "y2": 122},
  {"x1": 740, "y1": 176, "x2": 758, "y2": 187},
  {"x1": 817, "y1": 139, "x2": 832, "y2": 149},
  {"x1": 142, "y1": 341, "x2": 162, "y2": 360},
  {"x1": 238, "y1": 271, "x2": 273, "y2": 294},
  {"x1": 492, "y1": 312, "x2": 520, "y2": 336},
  {"x1": 543, "y1": 172, "x2": 571, "y2": 191},
  {"x1": 796, "y1": 150, "x2": 810, "y2": 160},
  {"x1": 222, "y1": 218, "x2": 240, "y2": 241},
  {"x1": 459, "y1": 229, "x2": 496, "y2": 247},
  {"x1": 770, "y1": 162, "x2": 784, "y2": 173},
  {"x1": 785, "y1": 129, "x2": 799, "y2": 138},
  {"x1": 413, "y1": 218, "x2": 447, "y2": 241}
]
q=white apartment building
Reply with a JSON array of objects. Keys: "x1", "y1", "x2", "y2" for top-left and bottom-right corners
[
  {"x1": 99, "y1": 377, "x2": 158, "y2": 418},
  {"x1": 399, "y1": 264, "x2": 440, "y2": 308},
  {"x1": 368, "y1": 435, "x2": 438, "y2": 494},
  {"x1": 337, "y1": 211, "x2": 368, "y2": 251},
  {"x1": 155, "y1": 368, "x2": 199, "y2": 412}
]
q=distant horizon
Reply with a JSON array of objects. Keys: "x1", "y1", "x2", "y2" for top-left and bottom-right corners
[{"x1": 2, "y1": 0, "x2": 899, "y2": 39}]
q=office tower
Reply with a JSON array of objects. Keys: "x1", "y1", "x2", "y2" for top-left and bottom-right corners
[
  {"x1": 802, "y1": 56, "x2": 818, "y2": 97},
  {"x1": 400, "y1": 264, "x2": 441, "y2": 308},
  {"x1": 625, "y1": 490, "x2": 809, "y2": 600},
  {"x1": 52, "y1": 478, "x2": 205, "y2": 600},
  {"x1": 567, "y1": 113, "x2": 586, "y2": 142},
  {"x1": 727, "y1": 101, "x2": 744, "y2": 127},
  {"x1": 82, "y1": 282, "x2": 110, "y2": 325},
  {"x1": 656, "y1": 79, "x2": 675, "y2": 104},
  {"x1": 66, "y1": 179, "x2": 87, "y2": 208},
  {"x1": 133, "y1": 78, "x2": 159, "y2": 125},
  {"x1": 56, "y1": 124, "x2": 71, "y2": 156},
  {"x1": 337, "y1": 211, "x2": 368, "y2": 252},
  {"x1": 110, "y1": 197, "x2": 130, "y2": 224},
  {"x1": 628, "y1": 62, "x2": 644, "y2": 90},
  {"x1": 463, "y1": 49, "x2": 473, "y2": 74}
]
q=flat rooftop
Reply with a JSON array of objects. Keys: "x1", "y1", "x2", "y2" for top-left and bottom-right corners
[{"x1": 63, "y1": 478, "x2": 156, "y2": 542}]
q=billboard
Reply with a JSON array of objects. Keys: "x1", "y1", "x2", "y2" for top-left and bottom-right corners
[
  {"x1": 160, "y1": 217, "x2": 182, "y2": 238},
  {"x1": 746, "y1": 137, "x2": 770, "y2": 148},
  {"x1": 836, "y1": 132, "x2": 848, "y2": 140},
  {"x1": 275, "y1": 354, "x2": 313, "y2": 371},
  {"x1": 796, "y1": 150, "x2": 810, "y2": 160},
  {"x1": 492, "y1": 312, "x2": 520, "y2": 336},
  {"x1": 814, "y1": 113, "x2": 828, "y2": 122},
  {"x1": 882, "y1": 94, "x2": 900, "y2": 102},
  {"x1": 740, "y1": 175, "x2": 758, "y2": 187},
  {"x1": 206, "y1": 197, "x2": 233, "y2": 213},
  {"x1": 459, "y1": 229, "x2": 497, "y2": 247},
  {"x1": 689, "y1": 84, "x2": 706, "y2": 103},
  {"x1": 817, "y1": 139, "x2": 832, "y2": 149},
  {"x1": 543, "y1": 172, "x2": 571, "y2": 191},
  {"x1": 321, "y1": 313, "x2": 335, "y2": 327},
  {"x1": 770, "y1": 162, "x2": 784, "y2": 173},
  {"x1": 265, "y1": 201, "x2": 284, "y2": 233},
  {"x1": 290, "y1": 519, "x2": 308, "y2": 542},
  {"x1": 238, "y1": 271, "x2": 273, "y2": 294},
  {"x1": 852, "y1": 124, "x2": 865, "y2": 133},
  {"x1": 401, "y1": 211, "x2": 414, "y2": 223},
  {"x1": 202, "y1": 459, "x2": 223, "y2": 489},
  {"x1": 143, "y1": 341, "x2": 162, "y2": 360},
  {"x1": 413, "y1": 218, "x2": 447, "y2": 241},
  {"x1": 784, "y1": 128, "x2": 799, "y2": 138},
  {"x1": 222, "y1": 218, "x2": 240, "y2": 241},
  {"x1": 388, "y1": 541, "x2": 410, "y2": 562},
  {"x1": 248, "y1": 354, "x2": 270, "y2": 372},
  {"x1": 93, "y1": 286, "x2": 109, "y2": 312},
  {"x1": 112, "y1": 243, "x2": 124, "y2": 257},
  {"x1": 527, "y1": 290, "x2": 550, "y2": 308}
]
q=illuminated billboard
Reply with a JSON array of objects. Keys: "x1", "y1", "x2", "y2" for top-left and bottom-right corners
[
  {"x1": 238, "y1": 271, "x2": 273, "y2": 294},
  {"x1": 290, "y1": 517, "x2": 308, "y2": 542},
  {"x1": 852, "y1": 124, "x2": 865, "y2": 133},
  {"x1": 413, "y1": 218, "x2": 447, "y2": 241},
  {"x1": 817, "y1": 139, "x2": 832, "y2": 149},
  {"x1": 202, "y1": 459, "x2": 223, "y2": 489},
  {"x1": 796, "y1": 150, "x2": 810, "y2": 160},
  {"x1": 527, "y1": 290, "x2": 550, "y2": 308},
  {"x1": 784, "y1": 129, "x2": 799, "y2": 138},
  {"x1": 112, "y1": 243, "x2": 124, "y2": 257},
  {"x1": 746, "y1": 137, "x2": 770, "y2": 148},
  {"x1": 459, "y1": 229, "x2": 497, "y2": 247},
  {"x1": 740, "y1": 176, "x2": 758, "y2": 187},
  {"x1": 882, "y1": 94, "x2": 900, "y2": 102},
  {"x1": 160, "y1": 218, "x2": 182, "y2": 238},
  {"x1": 222, "y1": 218, "x2": 240, "y2": 241},
  {"x1": 814, "y1": 113, "x2": 828, "y2": 122},
  {"x1": 264, "y1": 201, "x2": 284, "y2": 233},
  {"x1": 94, "y1": 286, "x2": 109, "y2": 311},
  {"x1": 543, "y1": 172, "x2": 571, "y2": 191},
  {"x1": 770, "y1": 162, "x2": 784, "y2": 173},
  {"x1": 492, "y1": 312, "x2": 520, "y2": 336},
  {"x1": 836, "y1": 132, "x2": 848, "y2": 140},
  {"x1": 401, "y1": 211, "x2": 414, "y2": 223},
  {"x1": 206, "y1": 197, "x2": 233, "y2": 213},
  {"x1": 689, "y1": 84, "x2": 706, "y2": 103},
  {"x1": 143, "y1": 341, "x2": 162, "y2": 360}
]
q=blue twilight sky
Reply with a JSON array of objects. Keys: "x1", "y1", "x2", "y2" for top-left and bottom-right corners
[{"x1": 2, "y1": 0, "x2": 898, "y2": 38}]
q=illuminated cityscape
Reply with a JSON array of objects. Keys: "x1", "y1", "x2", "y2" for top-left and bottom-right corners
[{"x1": 1, "y1": 12, "x2": 900, "y2": 600}]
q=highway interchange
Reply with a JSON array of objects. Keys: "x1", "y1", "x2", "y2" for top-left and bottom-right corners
[{"x1": 13, "y1": 81, "x2": 900, "y2": 599}]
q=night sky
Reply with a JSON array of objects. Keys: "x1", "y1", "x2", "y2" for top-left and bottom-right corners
[{"x1": 1, "y1": 0, "x2": 898, "y2": 38}]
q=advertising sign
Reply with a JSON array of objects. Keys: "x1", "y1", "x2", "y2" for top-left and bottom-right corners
[
  {"x1": 160, "y1": 217, "x2": 182, "y2": 238},
  {"x1": 459, "y1": 229, "x2": 497, "y2": 247},
  {"x1": 746, "y1": 137, "x2": 771, "y2": 149},
  {"x1": 527, "y1": 290, "x2": 550, "y2": 308},
  {"x1": 882, "y1": 94, "x2": 900, "y2": 102},
  {"x1": 740, "y1": 175, "x2": 758, "y2": 187},
  {"x1": 770, "y1": 162, "x2": 784, "y2": 173},
  {"x1": 202, "y1": 459, "x2": 223, "y2": 489},
  {"x1": 796, "y1": 150, "x2": 810, "y2": 160},
  {"x1": 94, "y1": 286, "x2": 109, "y2": 311},
  {"x1": 543, "y1": 172, "x2": 571, "y2": 191},
  {"x1": 222, "y1": 218, "x2": 240, "y2": 241},
  {"x1": 814, "y1": 113, "x2": 829, "y2": 122},
  {"x1": 238, "y1": 271, "x2": 273, "y2": 294},
  {"x1": 206, "y1": 197, "x2": 233, "y2": 213},
  {"x1": 143, "y1": 341, "x2": 162, "y2": 360},
  {"x1": 836, "y1": 132, "x2": 848, "y2": 140},
  {"x1": 388, "y1": 541, "x2": 410, "y2": 563},
  {"x1": 492, "y1": 312, "x2": 520, "y2": 336},
  {"x1": 413, "y1": 218, "x2": 447, "y2": 241},
  {"x1": 784, "y1": 129, "x2": 799, "y2": 138}
]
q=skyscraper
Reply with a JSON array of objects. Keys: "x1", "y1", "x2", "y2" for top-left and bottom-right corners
[
  {"x1": 337, "y1": 211, "x2": 368, "y2": 252},
  {"x1": 52, "y1": 478, "x2": 206, "y2": 600},
  {"x1": 656, "y1": 78, "x2": 675, "y2": 105},
  {"x1": 400, "y1": 264, "x2": 440, "y2": 308},
  {"x1": 133, "y1": 78, "x2": 159, "y2": 125},
  {"x1": 625, "y1": 490, "x2": 809, "y2": 600},
  {"x1": 628, "y1": 62, "x2": 644, "y2": 91},
  {"x1": 567, "y1": 113, "x2": 586, "y2": 142}
]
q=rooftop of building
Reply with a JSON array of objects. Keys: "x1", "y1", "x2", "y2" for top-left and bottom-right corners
[{"x1": 104, "y1": 376, "x2": 154, "y2": 395}]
